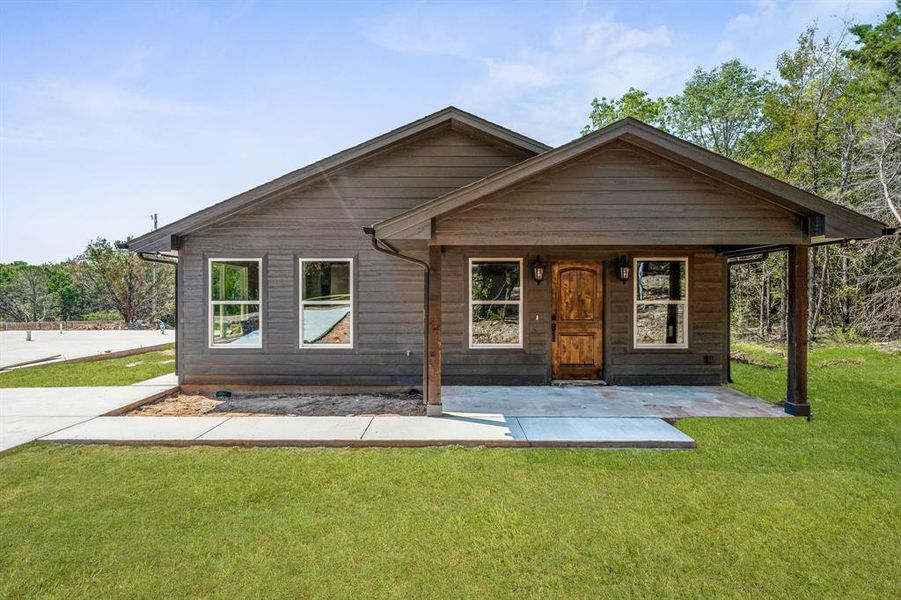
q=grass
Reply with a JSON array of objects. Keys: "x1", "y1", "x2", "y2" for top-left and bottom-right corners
[
  {"x1": 1, "y1": 344, "x2": 899, "y2": 598},
  {"x1": 0, "y1": 345, "x2": 175, "y2": 388}
]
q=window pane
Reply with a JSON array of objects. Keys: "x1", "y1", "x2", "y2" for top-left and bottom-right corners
[
  {"x1": 471, "y1": 262, "x2": 520, "y2": 301},
  {"x1": 211, "y1": 303, "x2": 261, "y2": 346},
  {"x1": 303, "y1": 261, "x2": 351, "y2": 301},
  {"x1": 636, "y1": 303, "x2": 685, "y2": 346},
  {"x1": 471, "y1": 304, "x2": 520, "y2": 345},
  {"x1": 302, "y1": 304, "x2": 351, "y2": 345},
  {"x1": 637, "y1": 260, "x2": 686, "y2": 301},
  {"x1": 211, "y1": 261, "x2": 260, "y2": 301}
]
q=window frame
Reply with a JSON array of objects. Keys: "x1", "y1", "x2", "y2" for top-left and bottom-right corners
[
  {"x1": 468, "y1": 257, "x2": 524, "y2": 350},
  {"x1": 207, "y1": 257, "x2": 263, "y2": 350},
  {"x1": 299, "y1": 257, "x2": 354, "y2": 350},
  {"x1": 632, "y1": 256, "x2": 689, "y2": 350}
]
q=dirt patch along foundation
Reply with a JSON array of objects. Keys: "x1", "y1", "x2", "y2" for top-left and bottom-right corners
[{"x1": 130, "y1": 389, "x2": 425, "y2": 417}]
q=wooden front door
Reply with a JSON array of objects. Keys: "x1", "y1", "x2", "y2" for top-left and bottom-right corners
[{"x1": 551, "y1": 261, "x2": 603, "y2": 380}]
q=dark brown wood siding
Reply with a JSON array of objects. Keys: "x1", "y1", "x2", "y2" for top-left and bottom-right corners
[
  {"x1": 177, "y1": 125, "x2": 532, "y2": 386},
  {"x1": 176, "y1": 133, "x2": 763, "y2": 388},
  {"x1": 439, "y1": 246, "x2": 726, "y2": 386},
  {"x1": 434, "y1": 141, "x2": 806, "y2": 246}
]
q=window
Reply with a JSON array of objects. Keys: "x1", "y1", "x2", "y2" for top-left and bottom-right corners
[
  {"x1": 469, "y1": 258, "x2": 523, "y2": 348},
  {"x1": 209, "y1": 259, "x2": 262, "y2": 348},
  {"x1": 634, "y1": 258, "x2": 688, "y2": 349},
  {"x1": 300, "y1": 259, "x2": 353, "y2": 348}
]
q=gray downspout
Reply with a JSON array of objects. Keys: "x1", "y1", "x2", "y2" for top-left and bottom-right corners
[{"x1": 362, "y1": 227, "x2": 431, "y2": 407}]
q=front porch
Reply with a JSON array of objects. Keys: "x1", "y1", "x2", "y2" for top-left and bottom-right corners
[
  {"x1": 443, "y1": 385, "x2": 786, "y2": 418},
  {"x1": 417, "y1": 243, "x2": 811, "y2": 418}
]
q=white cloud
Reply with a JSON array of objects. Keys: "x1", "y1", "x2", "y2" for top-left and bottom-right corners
[
  {"x1": 726, "y1": 0, "x2": 778, "y2": 31},
  {"x1": 724, "y1": 0, "x2": 893, "y2": 39},
  {"x1": 1, "y1": 79, "x2": 215, "y2": 149},
  {"x1": 715, "y1": 0, "x2": 894, "y2": 76},
  {"x1": 365, "y1": 10, "x2": 492, "y2": 56},
  {"x1": 464, "y1": 18, "x2": 689, "y2": 143},
  {"x1": 13, "y1": 79, "x2": 202, "y2": 118},
  {"x1": 482, "y1": 58, "x2": 555, "y2": 88},
  {"x1": 368, "y1": 10, "x2": 689, "y2": 143},
  {"x1": 566, "y1": 20, "x2": 672, "y2": 54},
  {"x1": 723, "y1": 0, "x2": 888, "y2": 33}
]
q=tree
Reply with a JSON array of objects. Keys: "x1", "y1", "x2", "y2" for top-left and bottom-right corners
[
  {"x1": 846, "y1": 3, "x2": 901, "y2": 339},
  {"x1": 77, "y1": 238, "x2": 172, "y2": 324},
  {"x1": 0, "y1": 265, "x2": 57, "y2": 323},
  {"x1": 667, "y1": 59, "x2": 772, "y2": 160},
  {"x1": 747, "y1": 28, "x2": 866, "y2": 335},
  {"x1": 45, "y1": 262, "x2": 88, "y2": 320},
  {"x1": 581, "y1": 88, "x2": 668, "y2": 134},
  {"x1": 845, "y1": 0, "x2": 901, "y2": 89}
]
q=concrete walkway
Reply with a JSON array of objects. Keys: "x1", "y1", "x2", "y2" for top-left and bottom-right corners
[
  {"x1": 0, "y1": 330, "x2": 174, "y2": 370},
  {"x1": 0, "y1": 374, "x2": 177, "y2": 452},
  {"x1": 9, "y1": 383, "x2": 792, "y2": 450},
  {"x1": 41, "y1": 413, "x2": 695, "y2": 448}
]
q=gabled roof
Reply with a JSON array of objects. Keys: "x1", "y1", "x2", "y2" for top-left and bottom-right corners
[
  {"x1": 125, "y1": 106, "x2": 551, "y2": 252},
  {"x1": 373, "y1": 117, "x2": 889, "y2": 243}
]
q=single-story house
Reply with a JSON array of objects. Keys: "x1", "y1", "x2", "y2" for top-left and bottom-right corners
[{"x1": 125, "y1": 107, "x2": 893, "y2": 417}]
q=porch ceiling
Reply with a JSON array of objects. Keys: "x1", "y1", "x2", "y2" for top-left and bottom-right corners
[{"x1": 442, "y1": 385, "x2": 786, "y2": 419}]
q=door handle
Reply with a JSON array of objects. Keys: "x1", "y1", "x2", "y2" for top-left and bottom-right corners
[{"x1": 551, "y1": 314, "x2": 557, "y2": 342}]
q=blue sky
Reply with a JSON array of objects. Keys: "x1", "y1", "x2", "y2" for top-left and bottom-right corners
[{"x1": 1, "y1": 0, "x2": 893, "y2": 263}]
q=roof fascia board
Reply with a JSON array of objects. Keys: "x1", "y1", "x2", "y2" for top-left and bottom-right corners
[{"x1": 449, "y1": 113, "x2": 550, "y2": 154}]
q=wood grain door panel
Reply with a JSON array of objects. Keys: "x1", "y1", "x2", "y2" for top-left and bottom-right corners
[{"x1": 552, "y1": 261, "x2": 603, "y2": 380}]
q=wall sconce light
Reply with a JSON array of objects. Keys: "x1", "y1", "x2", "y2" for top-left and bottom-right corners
[
  {"x1": 530, "y1": 256, "x2": 546, "y2": 284},
  {"x1": 615, "y1": 256, "x2": 631, "y2": 283}
]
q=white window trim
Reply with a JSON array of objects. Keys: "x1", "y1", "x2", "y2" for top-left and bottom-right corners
[
  {"x1": 299, "y1": 258, "x2": 354, "y2": 349},
  {"x1": 208, "y1": 257, "x2": 263, "y2": 349},
  {"x1": 468, "y1": 257, "x2": 524, "y2": 349},
  {"x1": 633, "y1": 257, "x2": 689, "y2": 350}
]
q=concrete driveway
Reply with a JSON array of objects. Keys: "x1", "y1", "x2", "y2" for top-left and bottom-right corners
[
  {"x1": 0, "y1": 374, "x2": 176, "y2": 452},
  {"x1": 0, "y1": 330, "x2": 174, "y2": 370}
]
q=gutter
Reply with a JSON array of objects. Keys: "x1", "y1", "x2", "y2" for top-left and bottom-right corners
[
  {"x1": 137, "y1": 251, "x2": 178, "y2": 266},
  {"x1": 362, "y1": 226, "x2": 434, "y2": 411},
  {"x1": 721, "y1": 224, "x2": 896, "y2": 258}
]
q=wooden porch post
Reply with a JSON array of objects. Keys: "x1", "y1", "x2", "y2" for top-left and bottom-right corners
[
  {"x1": 426, "y1": 244, "x2": 442, "y2": 416},
  {"x1": 786, "y1": 245, "x2": 810, "y2": 416}
]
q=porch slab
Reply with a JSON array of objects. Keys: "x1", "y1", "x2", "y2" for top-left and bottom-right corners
[
  {"x1": 517, "y1": 417, "x2": 694, "y2": 447},
  {"x1": 364, "y1": 413, "x2": 525, "y2": 442},
  {"x1": 443, "y1": 385, "x2": 785, "y2": 418}
]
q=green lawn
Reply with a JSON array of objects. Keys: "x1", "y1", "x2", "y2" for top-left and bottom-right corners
[
  {"x1": 0, "y1": 346, "x2": 175, "y2": 388},
  {"x1": 1, "y1": 344, "x2": 899, "y2": 598}
]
